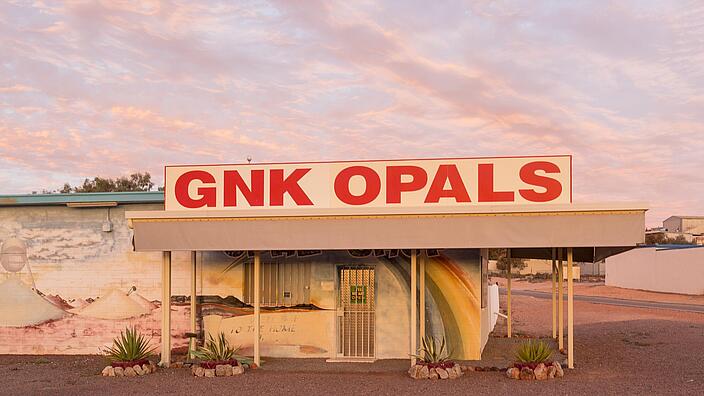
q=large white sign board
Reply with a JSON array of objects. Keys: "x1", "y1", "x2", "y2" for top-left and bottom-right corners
[{"x1": 165, "y1": 156, "x2": 572, "y2": 213}]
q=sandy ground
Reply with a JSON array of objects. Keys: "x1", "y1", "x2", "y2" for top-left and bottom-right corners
[
  {"x1": 2, "y1": 284, "x2": 704, "y2": 395},
  {"x1": 491, "y1": 276, "x2": 704, "y2": 305}
]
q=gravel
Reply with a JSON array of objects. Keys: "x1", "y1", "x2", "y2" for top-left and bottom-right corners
[{"x1": 1, "y1": 291, "x2": 703, "y2": 395}]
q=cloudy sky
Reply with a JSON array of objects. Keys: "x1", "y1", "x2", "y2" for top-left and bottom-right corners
[{"x1": 1, "y1": 0, "x2": 703, "y2": 225}]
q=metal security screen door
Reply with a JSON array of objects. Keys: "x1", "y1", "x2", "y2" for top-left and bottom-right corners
[{"x1": 337, "y1": 266, "x2": 375, "y2": 358}]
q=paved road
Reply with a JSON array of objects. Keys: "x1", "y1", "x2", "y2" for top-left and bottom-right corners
[{"x1": 501, "y1": 288, "x2": 704, "y2": 314}]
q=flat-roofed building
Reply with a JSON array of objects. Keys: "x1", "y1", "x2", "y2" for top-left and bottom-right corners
[
  {"x1": 0, "y1": 156, "x2": 647, "y2": 370},
  {"x1": 663, "y1": 216, "x2": 704, "y2": 234}
]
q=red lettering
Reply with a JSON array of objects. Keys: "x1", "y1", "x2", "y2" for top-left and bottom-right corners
[
  {"x1": 334, "y1": 166, "x2": 381, "y2": 205},
  {"x1": 270, "y1": 168, "x2": 313, "y2": 206},
  {"x1": 224, "y1": 170, "x2": 264, "y2": 207},
  {"x1": 478, "y1": 163, "x2": 514, "y2": 202},
  {"x1": 424, "y1": 164, "x2": 471, "y2": 203},
  {"x1": 174, "y1": 170, "x2": 216, "y2": 208},
  {"x1": 519, "y1": 161, "x2": 562, "y2": 202},
  {"x1": 386, "y1": 166, "x2": 427, "y2": 204}
]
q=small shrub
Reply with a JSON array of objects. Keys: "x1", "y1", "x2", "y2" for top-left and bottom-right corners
[
  {"x1": 411, "y1": 336, "x2": 453, "y2": 368},
  {"x1": 515, "y1": 340, "x2": 553, "y2": 366},
  {"x1": 192, "y1": 332, "x2": 241, "y2": 364},
  {"x1": 102, "y1": 326, "x2": 155, "y2": 364}
]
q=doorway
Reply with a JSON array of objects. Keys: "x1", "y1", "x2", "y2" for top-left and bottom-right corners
[{"x1": 336, "y1": 266, "x2": 375, "y2": 358}]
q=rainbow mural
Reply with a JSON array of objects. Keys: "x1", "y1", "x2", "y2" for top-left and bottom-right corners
[
  {"x1": 425, "y1": 254, "x2": 481, "y2": 359},
  {"x1": 383, "y1": 249, "x2": 481, "y2": 360}
]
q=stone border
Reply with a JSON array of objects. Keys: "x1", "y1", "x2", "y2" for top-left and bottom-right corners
[
  {"x1": 408, "y1": 363, "x2": 464, "y2": 379},
  {"x1": 101, "y1": 361, "x2": 157, "y2": 377},
  {"x1": 505, "y1": 362, "x2": 564, "y2": 380},
  {"x1": 192, "y1": 364, "x2": 244, "y2": 377}
]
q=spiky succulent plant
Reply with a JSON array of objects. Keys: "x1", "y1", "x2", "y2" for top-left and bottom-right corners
[
  {"x1": 515, "y1": 340, "x2": 553, "y2": 364},
  {"x1": 192, "y1": 332, "x2": 240, "y2": 362},
  {"x1": 102, "y1": 326, "x2": 155, "y2": 363},
  {"x1": 411, "y1": 336, "x2": 453, "y2": 364}
]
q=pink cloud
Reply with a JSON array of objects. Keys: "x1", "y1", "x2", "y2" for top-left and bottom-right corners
[{"x1": 0, "y1": 0, "x2": 702, "y2": 227}]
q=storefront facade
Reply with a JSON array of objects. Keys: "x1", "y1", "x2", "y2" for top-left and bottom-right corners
[
  {"x1": 0, "y1": 155, "x2": 646, "y2": 368},
  {"x1": 196, "y1": 248, "x2": 484, "y2": 360},
  {"x1": 127, "y1": 155, "x2": 646, "y2": 367}
]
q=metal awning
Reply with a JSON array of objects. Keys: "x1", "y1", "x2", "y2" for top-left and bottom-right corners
[
  {"x1": 136, "y1": 202, "x2": 647, "y2": 370},
  {"x1": 126, "y1": 203, "x2": 646, "y2": 252}
]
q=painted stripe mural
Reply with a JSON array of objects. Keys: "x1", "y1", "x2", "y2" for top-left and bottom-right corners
[{"x1": 425, "y1": 253, "x2": 481, "y2": 359}]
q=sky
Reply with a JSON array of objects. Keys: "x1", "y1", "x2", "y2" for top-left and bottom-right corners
[{"x1": 1, "y1": 0, "x2": 703, "y2": 226}]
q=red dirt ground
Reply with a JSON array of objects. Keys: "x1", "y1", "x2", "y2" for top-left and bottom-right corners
[
  {"x1": 2, "y1": 280, "x2": 703, "y2": 395},
  {"x1": 492, "y1": 276, "x2": 704, "y2": 306}
]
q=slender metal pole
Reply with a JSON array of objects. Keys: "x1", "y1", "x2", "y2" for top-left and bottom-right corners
[
  {"x1": 567, "y1": 247, "x2": 575, "y2": 369},
  {"x1": 254, "y1": 251, "x2": 261, "y2": 367},
  {"x1": 410, "y1": 249, "x2": 417, "y2": 366},
  {"x1": 189, "y1": 251, "x2": 197, "y2": 359},
  {"x1": 160, "y1": 251, "x2": 171, "y2": 367},
  {"x1": 354, "y1": 268, "x2": 358, "y2": 357},
  {"x1": 558, "y1": 248, "x2": 564, "y2": 351},
  {"x1": 551, "y1": 247, "x2": 557, "y2": 339},
  {"x1": 507, "y1": 248, "x2": 512, "y2": 338},
  {"x1": 419, "y1": 250, "x2": 426, "y2": 343}
]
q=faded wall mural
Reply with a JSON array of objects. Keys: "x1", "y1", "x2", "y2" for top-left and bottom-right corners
[
  {"x1": 188, "y1": 249, "x2": 480, "y2": 360},
  {"x1": 0, "y1": 204, "x2": 192, "y2": 355},
  {"x1": 0, "y1": 205, "x2": 482, "y2": 360}
]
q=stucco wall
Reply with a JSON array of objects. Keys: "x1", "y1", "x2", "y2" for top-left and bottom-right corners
[
  {"x1": 0, "y1": 203, "x2": 483, "y2": 359},
  {"x1": 606, "y1": 247, "x2": 704, "y2": 295},
  {"x1": 664, "y1": 217, "x2": 704, "y2": 234},
  {"x1": 682, "y1": 218, "x2": 704, "y2": 234},
  {"x1": 480, "y1": 283, "x2": 500, "y2": 354},
  {"x1": 203, "y1": 250, "x2": 482, "y2": 360},
  {"x1": 375, "y1": 261, "x2": 410, "y2": 358},
  {"x1": 663, "y1": 217, "x2": 682, "y2": 232},
  {"x1": 0, "y1": 203, "x2": 194, "y2": 354}
]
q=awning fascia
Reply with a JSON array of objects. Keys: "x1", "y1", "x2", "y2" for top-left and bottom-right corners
[{"x1": 127, "y1": 205, "x2": 646, "y2": 252}]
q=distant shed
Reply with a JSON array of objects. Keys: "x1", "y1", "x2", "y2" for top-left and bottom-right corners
[
  {"x1": 605, "y1": 245, "x2": 704, "y2": 295},
  {"x1": 663, "y1": 216, "x2": 704, "y2": 234}
]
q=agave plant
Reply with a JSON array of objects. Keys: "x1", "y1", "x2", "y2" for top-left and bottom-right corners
[
  {"x1": 102, "y1": 326, "x2": 155, "y2": 363},
  {"x1": 411, "y1": 336, "x2": 453, "y2": 364},
  {"x1": 515, "y1": 340, "x2": 553, "y2": 364},
  {"x1": 192, "y1": 332, "x2": 241, "y2": 362}
]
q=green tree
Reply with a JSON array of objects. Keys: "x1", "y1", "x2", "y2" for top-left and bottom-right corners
[
  {"x1": 489, "y1": 248, "x2": 527, "y2": 272},
  {"x1": 59, "y1": 172, "x2": 154, "y2": 193},
  {"x1": 644, "y1": 233, "x2": 693, "y2": 245}
]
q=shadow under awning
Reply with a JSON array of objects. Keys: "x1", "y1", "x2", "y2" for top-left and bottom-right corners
[{"x1": 509, "y1": 246, "x2": 636, "y2": 263}]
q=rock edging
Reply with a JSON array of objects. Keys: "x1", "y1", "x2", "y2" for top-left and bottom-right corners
[
  {"x1": 192, "y1": 363, "x2": 245, "y2": 377},
  {"x1": 102, "y1": 361, "x2": 157, "y2": 377},
  {"x1": 505, "y1": 362, "x2": 564, "y2": 380},
  {"x1": 408, "y1": 363, "x2": 464, "y2": 380}
]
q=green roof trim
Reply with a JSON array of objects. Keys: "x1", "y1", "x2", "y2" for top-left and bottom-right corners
[{"x1": 0, "y1": 191, "x2": 164, "y2": 207}]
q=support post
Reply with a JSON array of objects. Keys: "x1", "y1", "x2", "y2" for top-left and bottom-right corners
[
  {"x1": 160, "y1": 251, "x2": 172, "y2": 367},
  {"x1": 254, "y1": 251, "x2": 261, "y2": 367},
  {"x1": 506, "y1": 248, "x2": 512, "y2": 338},
  {"x1": 558, "y1": 248, "x2": 564, "y2": 351},
  {"x1": 551, "y1": 247, "x2": 557, "y2": 339},
  {"x1": 189, "y1": 251, "x2": 197, "y2": 359},
  {"x1": 567, "y1": 247, "x2": 575, "y2": 369},
  {"x1": 410, "y1": 249, "x2": 417, "y2": 366},
  {"x1": 420, "y1": 250, "x2": 426, "y2": 343}
]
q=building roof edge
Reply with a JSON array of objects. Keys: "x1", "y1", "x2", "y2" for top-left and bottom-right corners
[{"x1": 0, "y1": 191, "x2": 165, "y2": 206}]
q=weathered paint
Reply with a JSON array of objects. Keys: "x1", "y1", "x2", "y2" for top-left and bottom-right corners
[
  {"x1": 0, "y1": 203, "x2": 483, "y2": 360},
  {"x1": 0, "y1": 203, "x2": 191, "y2": 354}
]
